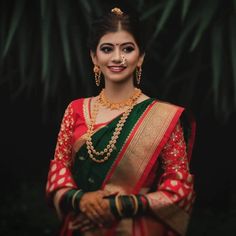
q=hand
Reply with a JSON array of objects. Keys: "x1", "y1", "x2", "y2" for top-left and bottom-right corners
[
  {"x1": 79, "y1": 190, "x2": 116, "y2": 227},
  {"x1": 69, "y1": 213, "x2": 96, "y2": 232}
]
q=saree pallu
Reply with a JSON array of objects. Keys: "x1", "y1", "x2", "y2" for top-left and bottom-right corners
[{"x1": 46, "y1": 98, "x2": 196, "y2": 236}]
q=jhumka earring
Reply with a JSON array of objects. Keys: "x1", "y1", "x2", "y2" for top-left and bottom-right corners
[
  {"x1": 93, "y1": 65, "x2": 101, "y2": 86},
  {"x1": 136, "y1": 66, "x2": 142, "y2": 85}
]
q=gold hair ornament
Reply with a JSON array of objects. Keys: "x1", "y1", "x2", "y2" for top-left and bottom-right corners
[{"x1": 111, "y1": 7, "x2": 123, "y2": 16}]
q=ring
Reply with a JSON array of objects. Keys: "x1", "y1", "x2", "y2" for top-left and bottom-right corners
[
  {"x1": 92, "y1": 211, "x2": 98, "y2": 217},
  {"x1": 80, "y1": 207, "x2": 86, "y2": 213}
]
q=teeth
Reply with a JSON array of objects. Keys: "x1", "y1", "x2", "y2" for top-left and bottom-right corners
[{"x1": 109, "y1": 66, "x2": 125, "y2": 71}]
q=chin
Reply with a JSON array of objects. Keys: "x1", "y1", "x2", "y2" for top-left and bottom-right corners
[{"x1": 106, "y1": 73, "x2": 133, "y2": 83}]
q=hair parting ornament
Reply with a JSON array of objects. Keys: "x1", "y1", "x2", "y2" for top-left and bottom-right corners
[{"x1": 111, "y1": 7, "x2": 124, "y2": 16}]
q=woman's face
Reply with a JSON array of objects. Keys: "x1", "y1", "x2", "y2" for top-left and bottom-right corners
[{"x1": 91, "y1": 30, "x2": 144, "y2": 84}]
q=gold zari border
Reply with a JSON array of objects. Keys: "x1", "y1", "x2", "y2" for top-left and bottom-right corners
[
  {"x1": 104, "y1": 102, "x2": 179, "y2": 194},
  {"x1": 147, "y1": 191, "x2": 189, "y2": 235}
]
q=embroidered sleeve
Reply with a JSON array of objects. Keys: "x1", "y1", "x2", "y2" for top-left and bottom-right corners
[
  {"x1": 146, "y1": 121, "x2": 195, "y2": 235},
  {"x1": 54, "y1": 102, "x2": 74, "y2": 164},
  {"x1": 46, "y1": 102, "x2": 77, "y2": 202}
]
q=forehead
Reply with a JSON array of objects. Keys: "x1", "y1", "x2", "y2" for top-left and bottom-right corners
[{"x1": 98, "y1": 30, "x2": 137, "y2": 45}]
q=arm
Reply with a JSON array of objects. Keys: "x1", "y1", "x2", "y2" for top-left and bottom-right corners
[
  {"x1": 45, "y1": 101, "x2": 114, "y2": 230},
  {"x1": 146, "y1": 121, "x2": 195, "y2": 235},
  {"x1": 45, "y1": 102, "x2": 78, "y2": 218}
]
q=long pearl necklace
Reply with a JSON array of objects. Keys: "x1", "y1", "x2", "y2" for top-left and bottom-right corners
[{"x1": 86, "y1": 89, "x2": 142, "y2": 163}]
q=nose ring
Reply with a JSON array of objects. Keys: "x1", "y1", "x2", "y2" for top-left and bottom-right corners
[{"x1": 121, "y1": 55, "x2": 126, "y2": 65}]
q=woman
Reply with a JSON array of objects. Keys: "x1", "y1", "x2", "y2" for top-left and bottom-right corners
[{"x1": 45, "y1": 7, "x2": 196, "y2": 236}]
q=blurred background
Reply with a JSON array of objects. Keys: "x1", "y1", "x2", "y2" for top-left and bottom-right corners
[{"x1": 1, "y1": 0, "x2": 236, "y2": 235}]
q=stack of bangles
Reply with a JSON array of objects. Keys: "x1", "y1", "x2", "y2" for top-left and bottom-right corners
[
  {"x1": 109, "y1": 194, "x2": 149, "y2": 219},
  {"x1": 60, "y1": 189, "x2": 84, "y2": 213},
  {"x1": 60, "y1": 189, "x2": 149, "y2": 219}
]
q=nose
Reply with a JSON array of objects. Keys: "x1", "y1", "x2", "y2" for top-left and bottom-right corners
[{"x1": 111, "y1": 48, "x2": 122, "y2": 63}]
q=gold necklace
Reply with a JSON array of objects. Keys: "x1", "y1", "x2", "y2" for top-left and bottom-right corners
[
  {"x1": 86, "y1": 89, "x2": 142, "y2": 163},
  {"x1": 99, "y1": 88, "x2": 142, "y2": 110}
]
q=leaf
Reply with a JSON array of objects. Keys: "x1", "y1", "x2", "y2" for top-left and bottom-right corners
[
  {"x1": 190, "y1": 0, "x2": 220, "y2": 51},
  {"x1": 0, "y1": 2, "x2": 7, "y2": 59},
  {"x1": 182, "y1": 0, "x2": 192, "y2": 21},
  {"x1": 164, "y1": 15, "x2": 199, "y2": 76},
  {"x1": 229, "y1": 15, "x2": 236, "y2": 105},
  {"x1": 56, "y1": 1, "x2": 71, "y2": 76},
  {"x1": 140, "y1": 3, "x2": 163, "y2": 21},
  {"x1": 90, "y1": 0, "x2": 103, "y2": 16},
  {"x1": 137, "y1": 0, "x2": 145, "y2": 12},
  {"x1": 2, "y1": 0, "x2": 26, "y2": 58},
  {"x1": 18, "y1": 22, "x2": 28, "y2": 81},
  {"x1": 79, "y1": 0, "x2": 92, "y2": 13},
  {"x1": 151, "y1": 0, "x2": 177, "y2": 39},
  {"x1": 40, "y1": 0, "x2": 47, "y2": 18},
  {"x1": 41, "y1": 1, "x2": 51, "y2": 81},
  {"x1": 233, "y1": 0, "x2": 236, "y2": 11},
  {"x1": 211, "y1": 22, "x2": 223, "y2": 107}
]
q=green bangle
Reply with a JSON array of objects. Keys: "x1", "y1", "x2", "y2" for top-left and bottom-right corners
[
  {"x1": 60, "y1": 189, "x2": 77, "y2": 213},
  {"x1": 120, "y1": 195, "x2": 134, "y2": 217},
  {"x1": 72, "y1": 189, "x2": 84, "y2": 211},
  {"x1": 109, "y1": 196, "x2": 121, "y2": 219}
]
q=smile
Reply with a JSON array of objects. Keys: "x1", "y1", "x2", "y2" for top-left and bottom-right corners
[{"x1": 108, "y1": 66, "x2": 126, "y2": 73}]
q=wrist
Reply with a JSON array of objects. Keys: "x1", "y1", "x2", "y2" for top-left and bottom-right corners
[
  {"x1": 60, "y1": 189, "x2": 84, "y2": 213},
  {"x1": 108, "y1": 194, "x2": 149, "y2": 219}
]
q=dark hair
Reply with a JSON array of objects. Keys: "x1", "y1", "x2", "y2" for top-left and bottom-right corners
[{"x1": 88, "y1": 8, "x2": 145, "y2": 55}]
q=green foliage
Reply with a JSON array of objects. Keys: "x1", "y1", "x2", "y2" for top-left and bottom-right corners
[{"x1": 0, "y1": 0, "x2": 236, "y2": 122}]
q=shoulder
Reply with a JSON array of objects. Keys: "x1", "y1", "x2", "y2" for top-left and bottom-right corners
[
  {"x1": 154, "y1": 99, "x2": 185, "y2": 112},
  {"x1": 67, "y1": 97, "x2": 93, "y2": 111}
]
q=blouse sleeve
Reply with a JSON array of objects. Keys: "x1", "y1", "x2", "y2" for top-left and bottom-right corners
[
  {"x1": 146, "y1": 121, "x2": 195, "y2": 235},
  {"x1": 45, "y1": 102, "x2": 78, "y2": 204}
]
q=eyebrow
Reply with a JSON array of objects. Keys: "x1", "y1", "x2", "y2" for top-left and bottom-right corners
[{"x1": 99, "y1": 42, "x2": 135, "y2": 48}]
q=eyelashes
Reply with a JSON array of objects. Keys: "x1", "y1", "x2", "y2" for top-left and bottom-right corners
[
  {"x1": 100, "y1": 46, "x2": 135, "y2": 54},
  {"x1": 100, "y1": 47, "x2": 112, "y2": 53},
  {"x1": 123, "y1": 46, "x2": 135, "y2": 53}
]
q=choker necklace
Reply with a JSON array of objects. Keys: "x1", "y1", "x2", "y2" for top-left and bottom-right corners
[
  {"x1": 86, "y1": 88, "x2": 142, "y2": 163},
  {"x1": 99, "y1": 88, "x2": 142, "y2": 110}
]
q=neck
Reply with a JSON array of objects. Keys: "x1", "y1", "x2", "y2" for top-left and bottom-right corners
[{"x1": 103, "y1": 80, "x2": 137, "y2": 102}]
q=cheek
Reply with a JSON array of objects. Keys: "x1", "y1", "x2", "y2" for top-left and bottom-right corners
[
  {"x1": 127, "y1": 54, "x2": 140, "y2": 67},
  {"x1": 96, "y1": 52, "x2": 110, "y2": 66}
]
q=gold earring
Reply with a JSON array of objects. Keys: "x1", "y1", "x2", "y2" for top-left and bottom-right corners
[
  {"x1": 136, "y1": 67, "x2": 142, "y2": 85},
  {"x1": 93, "y1": 65, "x2": 101, "y2": 86}
]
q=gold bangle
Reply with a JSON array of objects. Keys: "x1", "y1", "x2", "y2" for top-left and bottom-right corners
[
  {"x1": 72, "y1": 189, "x2": 83, "y2": 210},
  {"x1": 115, "y1": 195, "x2": 123, "y2": 217},
  {"x1": 130, "y1": 194, "x2": 138, "y2": 215}
]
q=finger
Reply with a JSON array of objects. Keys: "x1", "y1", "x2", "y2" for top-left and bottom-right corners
[
  {"x1": 89, "y1": 209, "x2": 104, "y2": 224},
  {"x1": 71, "y1": 220, "x2": 95, "y2": 230},
  {"x1": 101, "y1": 200, "x2": 117, "y2": 224},
  {"x1": 72, "y1": 216, "x2": 90, "y2": 226},
  {"x1": 80, "y1": 223, "x2": 96, "y2": 232},
  {"x1": 98, "y1": 190, "x2": 111, "y2": 197}
]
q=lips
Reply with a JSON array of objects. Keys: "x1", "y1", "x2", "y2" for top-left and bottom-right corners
[{"x1": 108, "y1": 66, "x2": 126, "y2": 73}]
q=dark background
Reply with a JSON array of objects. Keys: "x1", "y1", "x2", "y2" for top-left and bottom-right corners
[{"x1": 1, "y1": 0, "x2": 236, "y2": 235}]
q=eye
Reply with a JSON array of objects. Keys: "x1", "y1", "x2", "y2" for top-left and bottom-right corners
[
  {"x1": 100, "y1": 46, "x2": 113, "y2": 53},
  {"x1": 123, "y1": 46, "x2": 134, "y2": 53}
]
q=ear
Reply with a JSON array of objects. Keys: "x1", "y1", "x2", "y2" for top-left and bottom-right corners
[
  {"x1": 137, "y1": 53, "x2": 145, "y2": 67},
  {"x1": 90, "y1": 50, "x2": 98, "y2": 65}
]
